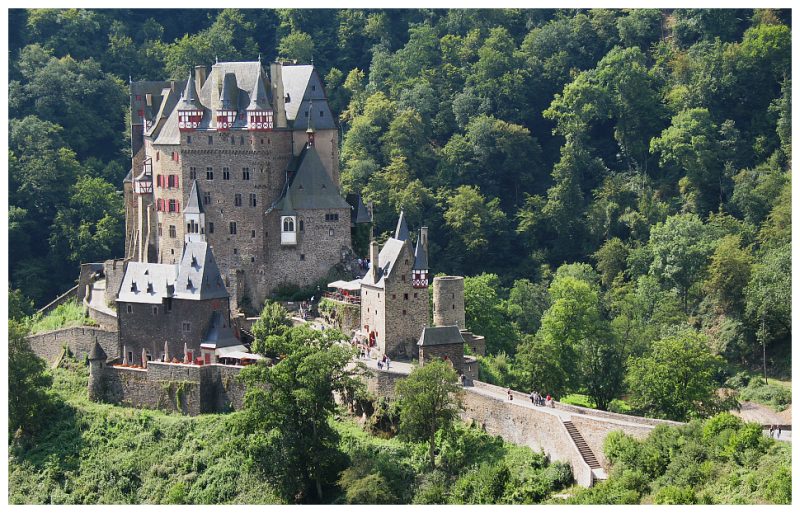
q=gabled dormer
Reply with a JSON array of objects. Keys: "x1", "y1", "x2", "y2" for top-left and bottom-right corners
[
  {"x1": 247, "y1": 63, "x2": 273, "y2": 131},
  {"x1": 177, "y1": 72, "x2": 203, "y2": 131}
]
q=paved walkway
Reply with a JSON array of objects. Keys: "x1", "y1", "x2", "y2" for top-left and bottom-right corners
[{"x1": 87, "y1": 279, "x2": 116, "y2": 317}]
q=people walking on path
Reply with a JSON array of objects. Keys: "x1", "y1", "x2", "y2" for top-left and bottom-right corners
[
  {"x1": 507, "y1": 389, "x2": 513, "y2": 401},
  {"x1": 385, "y1": 357, "x2": 391, "y2": 370},
  {"x1": 769, "y1": 425, "x2": 775, "y2": 437}
]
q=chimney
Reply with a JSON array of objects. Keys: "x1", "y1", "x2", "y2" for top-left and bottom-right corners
[
  {"x1": 145, "y1": 93, "x2": 153, "y2": 107},
  {"x1": 194, "y1": 65, "x2": 207, "y2": 89},
  {"x1": 370, "y1": 240, "x2": 380, "y2": 283},
  {"x1": 420, "y1": 226, "x2": 428, "y2": 250}
]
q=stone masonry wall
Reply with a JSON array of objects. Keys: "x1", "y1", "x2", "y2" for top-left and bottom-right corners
[
  {"x1": 103, "y1": 258, "x2": 127, "y2": 307},
  {"x1": 383, "y1": 241, "x2": 429, "y2": 358},
  {"x1": 97, "y1": 361, "x2": 248, "y2": 415},
  {"x1": 433, "y1": 276, "x2": 465, "y2": 328},
  {"x1": 28, "y1": 327, "x2": 119, "y2": 365}
]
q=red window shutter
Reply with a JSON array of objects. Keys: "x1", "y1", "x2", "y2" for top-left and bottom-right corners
[
  {"x1": 176, "y1": 201, "x2": 180, "y2": 213},
  {"x1": 175, "y1": 176, "x2": 179, "y2": 189}
]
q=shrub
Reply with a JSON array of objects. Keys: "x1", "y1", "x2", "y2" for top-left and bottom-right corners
[
  {"x1": 737, "y1": 379, "x2": 791, "y2": 412},
  {"x1": 702, "y1": 412, "x2": 743, "y2": 441},
  {"x1": 654, "y1": 485, "x2": 697, "y2": 504},
  {"x1": 604, "y1": 431, "x2": 640, "y2": 468},
  {"x1": 725, "y1": 423, "x2": 768, "y2": 464},
  {"x1": 764, "y1": 465, "x2": 791, "y2": 504},
  {"x1": 412, "y1": 471, "x2": 449, "y2": 504}
]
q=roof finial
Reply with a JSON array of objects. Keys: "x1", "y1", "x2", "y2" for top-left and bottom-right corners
[
  {"x1": 258, "y1": 52, "x2": 262, "y2": 63},
  {"x1": 215, "y1": 55, "x2": 219, "y2": 64}
]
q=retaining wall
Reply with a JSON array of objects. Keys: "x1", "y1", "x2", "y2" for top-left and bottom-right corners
[
  {"x1": 27, "y1": 326, "x2": 119, "y2": 365},
  {"x1": 96, "y1": 361, "x2": 248, "y2": 415}
]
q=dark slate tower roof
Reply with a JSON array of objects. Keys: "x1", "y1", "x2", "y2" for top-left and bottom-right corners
[
  {"x1": 413, "y1": 231, "x2": 428, "y2": 270},
  {"x1": 394, "y1": 211, "x2": 409, "y2": 241},
  {"x1": 202, "y1": 311, "x2": 240, "y2": 349},
  {"x1": 174, "y1": 240, "x2": 229, "y2": 300},
  {"x1": 177, "y1": 72, "x2": 201, "y2": 110},
  {"x1": 277, "y1": 147, "x2": 349, "y2": 210},
  {"x1": 184, "y1": 180, "x2": 204, "y2": 214},
  {"x1": 89, "y1": 341, "x2": 107, "y2": 361},
  {"x1": 247, "y1": 64, "x2": 271, "y2": 110},
  {"x1": 417, "y1": 326, "x2": 465, "y2": 347}
]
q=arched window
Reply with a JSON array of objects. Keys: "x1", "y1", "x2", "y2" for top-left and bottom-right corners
[{"x1": 283, "y1": 218, "x2": 295, "y2": 232}]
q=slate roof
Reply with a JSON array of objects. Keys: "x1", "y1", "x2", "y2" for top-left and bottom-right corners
[
  {"x1": 417, "y1": 326, "x2": 465, "y2": 347},
  {"x1": 117, "y1": 241, "x2": 228, "y2": 303},
  {"x1": 360, "y1": 238, "x2": 406, "y2": 289},
  {"x1": 219, "y1": 72, "x2": 238, "y2": 110},
  {"x1": 290, "y1": 98, "x2": 336, "y2": 131},
  {"x1": 201, "y1": 311, "x2": 240, "y2": 349},
  {"x1": 395, "y1": 211, "x2": 410, "y2": 241},
  {"x1": 117, "y1": 261, "x2": 179, "y2": 304},
  {"x1": 413, "y1": 231, "x2": 428, "y2": 270},
  {"x1": 152, "y1": 91, "x2": 182, "y2": 145},
  {"x1": 177, "y1": 73, "x2": 202, "y2": 111},
  {"x1": 247, "y1": 64, "x2": 271, "y2": 110},
  {"x1": 89, "y1": 341, "x2": 107, "y2": 361},
  {"x1": 347, "y1": 193, "x2": 372, "y2": 225},
  {"x1": 280, "y1": 65, "x2": 315, "y2": 121},
  {"x1": 184, "y1": 180, "x2": 204, "y2": 214},
  {"x1": 277, "y1": 146, "x2": 349, "y2": 211},
  {"x1": 174, "y1": 241, "x2": 229, "y2": 300}
]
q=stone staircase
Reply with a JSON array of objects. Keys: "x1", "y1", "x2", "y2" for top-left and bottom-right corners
[{"x1": 563, "y1": 420, "x2": 602, "y2": 470}]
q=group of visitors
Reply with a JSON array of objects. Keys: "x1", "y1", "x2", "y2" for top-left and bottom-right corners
[
  {"x1": 357, "y1": 257, "x2": 371, "y2": 271},
  {"x1": 377, "y1": 353, "x2": 391, "y2": 370},
  {"x1": 768, "y1": 424, "x2": 783, "y2": 439},
  {"x1": 525, "y1": 390, "x2": 554, "y2": 408}
]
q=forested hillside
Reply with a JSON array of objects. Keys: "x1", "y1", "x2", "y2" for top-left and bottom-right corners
[{"x1": 9, "y1": 8, "x2": 791, "y2": 411}]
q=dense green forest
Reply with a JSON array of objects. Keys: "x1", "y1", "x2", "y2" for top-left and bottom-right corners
[{"x1": 7, "y1": 8, "x2": 792, "y2": 503}]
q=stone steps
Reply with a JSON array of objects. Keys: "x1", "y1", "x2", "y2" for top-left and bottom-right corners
[{"x1": 563, "y1": 420, "x2": 602, "y2": 469}]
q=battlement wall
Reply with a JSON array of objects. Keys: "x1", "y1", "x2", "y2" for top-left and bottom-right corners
[{"x1": 28, "y1": 327, "x2": 119, "y2": 365}]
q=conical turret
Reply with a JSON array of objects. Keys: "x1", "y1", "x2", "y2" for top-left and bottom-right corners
[
  {"x1": 177, "y1": 71, "x2": 203, "y2": 131},
  {"x1": 247, "y1": 64, "x2": 274, "y2": 131},
  {"x1": 394, "y1": 211, "x2": 409, "y2": 241}
]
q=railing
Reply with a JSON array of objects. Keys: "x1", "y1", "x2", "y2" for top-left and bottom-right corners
[{"x1": 323, "y1": 291, "x2": 361, "y2": 305}]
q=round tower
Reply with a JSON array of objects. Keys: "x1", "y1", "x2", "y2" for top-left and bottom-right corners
[
  {"x1": 87, "y1": 341, "x2": 107, "y2": 402},
  {"x1": 433, "y1": 276, "x2": 465, "y2": 328}
]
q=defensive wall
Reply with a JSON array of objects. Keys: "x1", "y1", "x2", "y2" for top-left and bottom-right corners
[
  {"x1": 94, "y1": 361, "x2": 248, "y2": 415},
  {"x1": 27, "y1": 326, "x2": 119, "y2": 365},
  {"x1": 360, "y1": 367, "x2": 680, "y2": 487}
]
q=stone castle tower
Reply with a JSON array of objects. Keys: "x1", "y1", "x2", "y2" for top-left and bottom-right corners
[
  {"x1": 432, "y1": 276, "x2": 465, "y2": 328},
  {"x1": 124, "y1": 60, "x2": 361, "y2": 312}
]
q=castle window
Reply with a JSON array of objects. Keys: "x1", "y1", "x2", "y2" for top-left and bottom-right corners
[
  {"x1": 402, "y1": 310, "x2": 407, "y2": 315},
  {"x1": 168, "y1": 175, "x2": 179, "y2": 188},
  {"x1": 299, "y1": 220, "x2": 304, "y2": 231},
  {"x1": 283, "y1": 218, "x2": 295, "y2": 232},
  {"x1": 401, "y1": 274, "x2": 406, "y2": 282},
  {"x1": 169, "y1": 225, "x2": 176, "y2": 238},
  {"x1": 285, "y1": 93, "x2": 291, "y2": 103},
  {"x1": 242, "y1": 168, "x2": 250, "y2": 180},
  {"x1": 156, "y1": 151, "x2": 159, "y2": 161},
  {"x1": 168, "y1": 199, "x2": 177, "y2": 212},
  {"x1": 223, "y1": 167, "x2": 230, "y2": 180},
  {"x1": 230, "y1": 222, "x2": 237, "y2": 235},
  {"x1": 126, "y1": 304, "x2": 133, "y2": 314},
  {"x1": 203, "y1": 192, "x2": 211, "y2": 205},
  {"x1": 234, "y1": 193, "x2": 242, "y2": 207},
  {"x1": 231, "y1": 137, "x2": 235, "y2": 145},
  {"x1": 320, "y1": 110, "x2": 324, "y2": 117},
  {"x1": 189, "y1": 167, "x2": 197, "y2": 180},
  {"x1": 249, "y1": 193, "x2": 257, "y2": 207},
  {"x1": 182, "y1": 322, "x2": 191, "y2": 332},
  {"x1": 304, "y1": 110, "x2": 309, "y2": 118},
  {"x1": 300, "y1": 254, "x2": 305, "y2": 261},
  {"x1": 329, "y1": 228, "x2": 334, "y2": 236},
  {"x1": 251, "y1": 230, "x2": 256, "y2": 238},
  {"x1": 414, "y1": 293, "x2": 418, "y2": 299},
  {"x1": 152, "y1": 306, "x2": 159, "y2": 316},
  {"x1": 208, "y1": 222, "x2": 214, "y2": 233},
  {"x1": 240, "y1": 136, "x2": 244, "y2": 145},
  {"x1": 206, "y1": 167, "x2": 214, "y2": 180},
  {"x1": 392, "y1": 294, "x2": 396, "y2": 299},
  {"x1": 187, "y1": 135, "x2": 192, "y2": 144},
  {"x1": 251, "y1": 256, "x2": 255, "y2": 263},
  {"x1": 325, "y1": 213, "x2": 339, "y2": 222},
  {"x1": 311, "y1": 85, "x2": 316, "y2": 91},
  {"x1": 233, "y1": 248, "x2": 238, "y2": 255},
  {"x1": 208, "y1": 136, "x2": 213, "y2": 144},
  {"x1": 404, "y1": 293, "x2": 409, "y2": 300}
]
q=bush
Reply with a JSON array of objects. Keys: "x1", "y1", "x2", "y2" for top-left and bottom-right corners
[
  {"x1": 604, "y1": 431, "x2": 640, "y2": 468},
  {"x1": 764, "y1": 465, "x2": 791, "y2": 504},
  {"x1": 737, "y1": 378, "x2": 791, "y2": 412},
  {"x1": 654, "y1": 485, "x2": 697, "y2": 504},
  {"x1": 412, "y1": 471, "x2": 449, "y2": 504},
  {"x1": 702, "y1": 412, "x2": 743, "y2": 441},
  {"x1": 28, "y1": 300, "x2": 96, "y2": 334},
  {"x1": 725, "y1": 423, "x2": 768, "y2": 465}
]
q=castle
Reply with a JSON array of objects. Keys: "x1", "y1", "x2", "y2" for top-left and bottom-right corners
[{"x1": 125, "y1": 59, "x2": 362, "y2": 313}]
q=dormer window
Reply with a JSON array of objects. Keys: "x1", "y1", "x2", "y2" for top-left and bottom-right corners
[
  {"x1": 285, "y1": 93, "x2": 291, "y2": 103},
  {"x1": 147, "y1": 282, "x2": 154, "y2": 293},
  {"x1": 130, "y1": 281, "x2": 138, "y2": 293},
  {"x1": 281, "y1": 215, "x2": 297, "y2": 246}
]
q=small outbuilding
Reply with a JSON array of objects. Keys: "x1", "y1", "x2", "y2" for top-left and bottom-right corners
[{"x1": 417, "y1": 325, "x2": 465, "y2": 373}]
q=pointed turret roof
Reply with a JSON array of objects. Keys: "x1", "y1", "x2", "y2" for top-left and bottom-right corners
[
  {"x1": 177, "y1": 72, "x2": 202, "y2": 110},
  {"x1": 247, "y1": 65, "x2": 271, "y2": 110},
  {"x1": 89, "y1": 341, "x2": 107, "y2": 361},
  {"x1": 184, "y1": 180, "x2": 204, "y2": 214},
  {"x1": 413, "y1": 230, "x2": 428, "y2": 270},
  {"x1": 394, "y1": 211, "x2": 409, "y2": 241},
  {"x1": 220, "y1": 72, "x2": 237, "y2": 110}
]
